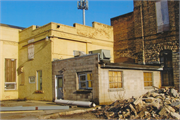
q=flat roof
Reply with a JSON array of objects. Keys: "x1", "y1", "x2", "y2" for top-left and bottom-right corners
[
  {"x1": 100, "y1": 63, "x2": 163, "y2": 71},
  {"x1": 0, "y1": 23, "x2": 25, "y2": 30}
]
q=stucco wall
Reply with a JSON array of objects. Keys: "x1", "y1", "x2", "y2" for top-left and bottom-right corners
[
  {"x1": 0, "y1": 25, "x2": 21, "y2": 100},
  {"x1": 99, "y1": 68, "x2": 161, "y2": 105},
  {"x1": 51, "y1": 22, "x2": 114, "y2": 63},
  {"x1": 19, "y1": 36, "x2": 52, "y2": 101},
  {"x1": 18, "y1": 21, "x2": 114, "y2": 101}
]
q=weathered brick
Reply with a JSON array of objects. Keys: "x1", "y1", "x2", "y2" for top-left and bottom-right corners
[{"x1": 111, "y1": 0, "x2": 179, "y2": 91}]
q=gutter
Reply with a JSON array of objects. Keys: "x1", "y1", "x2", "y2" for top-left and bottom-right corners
[{"x1": 100, "y1": 64, "x2": 163, "y2": 71}]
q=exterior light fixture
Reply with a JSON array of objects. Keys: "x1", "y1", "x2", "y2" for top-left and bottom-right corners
[{"x1": 45, "y1": 36, "x2": 49, "y2": 41}]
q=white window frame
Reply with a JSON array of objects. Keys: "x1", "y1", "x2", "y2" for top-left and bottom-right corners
[{"x1": 4, "y1": 82, "x2": 17, "y2": 90}]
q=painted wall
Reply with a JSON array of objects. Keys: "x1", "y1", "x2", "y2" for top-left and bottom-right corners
[
  {"x1": 0, "y1": 25, "x2": 21, "y2": 100},
  {"x1": 18, "y1": 25, "x2": 52, "y2": 101},
  {"x1": 99, "y1": 69, "x2": 161, "y2": 105},
  {"x1": 51, "y1": 22, "x2": 114, "y2": 62},
  {"x1": 18, "y1": 22, "x2": 113, "y2": 101}
]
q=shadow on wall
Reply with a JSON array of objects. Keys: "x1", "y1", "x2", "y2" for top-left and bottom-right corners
[{"x1": 115, "y1": 57, "x2": 135, "y2": 64}]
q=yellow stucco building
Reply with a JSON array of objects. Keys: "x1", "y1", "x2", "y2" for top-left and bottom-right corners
[
  {"x1": 0, "y1": 22, "x2": 113, "y2": 101},
  {"x1": 0, "y1": 24, "x2": 24, "y2": 100}
]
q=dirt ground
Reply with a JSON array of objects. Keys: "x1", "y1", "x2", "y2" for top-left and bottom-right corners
[
  {"x1": 50, "y1": 111, "x2": 104, "y2": 119},
  {"x1": 1, "y1": 111, "x2": 103, "y2": 119}
]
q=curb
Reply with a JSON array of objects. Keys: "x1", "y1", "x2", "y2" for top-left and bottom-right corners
[{"x1": 39, "y1": 106, "x2": 101, "y2": 119}]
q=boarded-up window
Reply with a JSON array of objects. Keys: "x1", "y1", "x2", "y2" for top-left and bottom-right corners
[
  {"x1": 109, "y1": 71, "x2": 122, "y2": 88},
  {"x1": 144, "y1": 72, "x2": 153, "y2": 86},
  {"x1": 5, "y1": 59, "x2": 16, "y2": 90},
  {"x1": 155, "y1": 0, "x2": 169, "y2": 33},
  {"x1": 28, "y1": 39, "x2": 34, "y2": 60},
  {"x1": 5, "y1": 59, "x2": 16, "y2": 82},
  {"x1": 78, "y1": 72, "x2": 92, "y2": 89}
]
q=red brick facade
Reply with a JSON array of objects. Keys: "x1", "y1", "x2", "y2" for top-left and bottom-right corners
[{"x1": 111, "y1": 0, "x2": 179, "y2": 90}]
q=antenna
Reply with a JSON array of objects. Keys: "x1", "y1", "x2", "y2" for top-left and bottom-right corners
[{"x1": 77, "y1": 0, "x2": 88, "y2": 25}]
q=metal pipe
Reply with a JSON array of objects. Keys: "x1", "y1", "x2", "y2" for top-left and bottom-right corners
[
  {"x1": 83, "y1": 9, "x2": 85, "y2": 25},
  {"x1": 55, "y1": 99, "x2": 96, "y2": 107},
  {"x1": 140, "y1": 3, "x2": 145, "y2": 65}
]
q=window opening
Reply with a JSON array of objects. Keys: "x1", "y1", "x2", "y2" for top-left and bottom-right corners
[
  {"x1": 5, "y1": 59, "x2": 16, "y2": 90},
  {"x1": 37, "y1": 70, "x2": 42, "y2": 90},
  {"x1": 78, "y1": 73, "x2": 92, "y2": 89},
  {"x1": 144, "y1": 72, "x2": 153, "y2": 86},
  {"x1": 109, "y1": 71, "x2": 122, "y2": 88},
  {"x1": 160, "y1": 50, "x2": 174, "y2": 86}
]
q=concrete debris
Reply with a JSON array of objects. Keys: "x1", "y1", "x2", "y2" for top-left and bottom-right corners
[
  {"x1": 94, "y1": 87, "x2": 180, "y2": 119},
  {"x1": 170, "y1": 112, "x2": 180, "y2": 119}
]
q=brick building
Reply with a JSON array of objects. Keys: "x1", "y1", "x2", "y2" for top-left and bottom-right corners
[
  {"x1": 111, "y1": 0, "x2": 179, "y2": 90},
  {"x1": 52, "y1": 54, "x2": 162, "y2": 105}
]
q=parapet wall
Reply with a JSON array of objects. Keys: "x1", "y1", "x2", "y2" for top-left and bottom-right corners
[{"x1": 19, "y1": 22, "x2": 113, "y2": 42}]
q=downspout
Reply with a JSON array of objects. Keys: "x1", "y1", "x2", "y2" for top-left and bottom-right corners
[
  {"x1": 86, "y1": 43, "x2": 88, "y2": 54},
  {"x1": 140, "y1": 3, "x2": 145, "y2": 65}
]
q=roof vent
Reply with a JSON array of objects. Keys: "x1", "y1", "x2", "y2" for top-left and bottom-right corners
[{"x1": 89, "y1": 49, "x2": 111, "y2": 63}]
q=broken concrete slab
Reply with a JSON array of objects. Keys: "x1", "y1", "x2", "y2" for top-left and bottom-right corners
[
  {"x1": 170, "y1": 112, "x2": 180, "y2": 119},
  {"x1": 171, "y1": 89, "x2": 178, "y2": 97},
  {"x1": 171, "y1": 101, "x2": 180, "y2": 107},
  {"x1": 142, "y1": 97, "x2": 154, "y2": 103},
  {"x1": 133, "y1": 96, "x2": 142, "y2": 105},
  {"x1": 93, "y1": 87, "x2": 180, "y2": 119},
  {"x1": 129, "y1": 104, "x2": 137, "y2": 116},
  {"x1": 165, "y1": 105, "x2": 175, "y2": 112},
  {"x1": 150, "y1": 92, "x2": 159, "y2": 97}
]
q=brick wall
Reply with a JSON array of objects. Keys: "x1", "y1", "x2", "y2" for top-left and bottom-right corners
[
  {"x1": 111, "y1": 0, "x2": 179, "y2": 90},
  {"x1": 52, "y1": 54, "x2": 99, "y2": 104},
  {"x1": 172, "y1": 52, "x2": 180, "y2": 91},
  {"x1": 111, "y1": 12, "x2": 136, "y2": 63}
]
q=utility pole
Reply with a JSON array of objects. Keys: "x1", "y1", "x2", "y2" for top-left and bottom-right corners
[{"x1": 77, "y1": 0, "x2": 88, "y2": 25}]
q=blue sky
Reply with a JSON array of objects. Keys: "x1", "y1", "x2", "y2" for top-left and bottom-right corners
[{"x1": 0, "y1": 0, "x2": 134, "y2": 28}]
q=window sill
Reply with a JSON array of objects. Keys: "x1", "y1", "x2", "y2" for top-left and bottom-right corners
[
  {"x1": 144, "y1": 86, "x2": 154, "y2": 89},
  {"x1": 161, "y1": 86, "x2": 174, "y2": 87},
  {"x1": 75, "y1": 89, "x2": 92, "y2": 94},
  {"x1": 108, "y1": 88, "x2": 124, "y2": 92},
  {"x1": 34, "y1": 90, "x2": 44, "y2": 94},
  {"x1": 4, "y1": 89, "x2": 17, "y2": 91}
]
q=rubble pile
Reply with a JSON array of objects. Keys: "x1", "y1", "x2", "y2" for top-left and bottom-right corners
[{"x1": 95, "y1": 87, "x2": 180, "y2": 119}]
